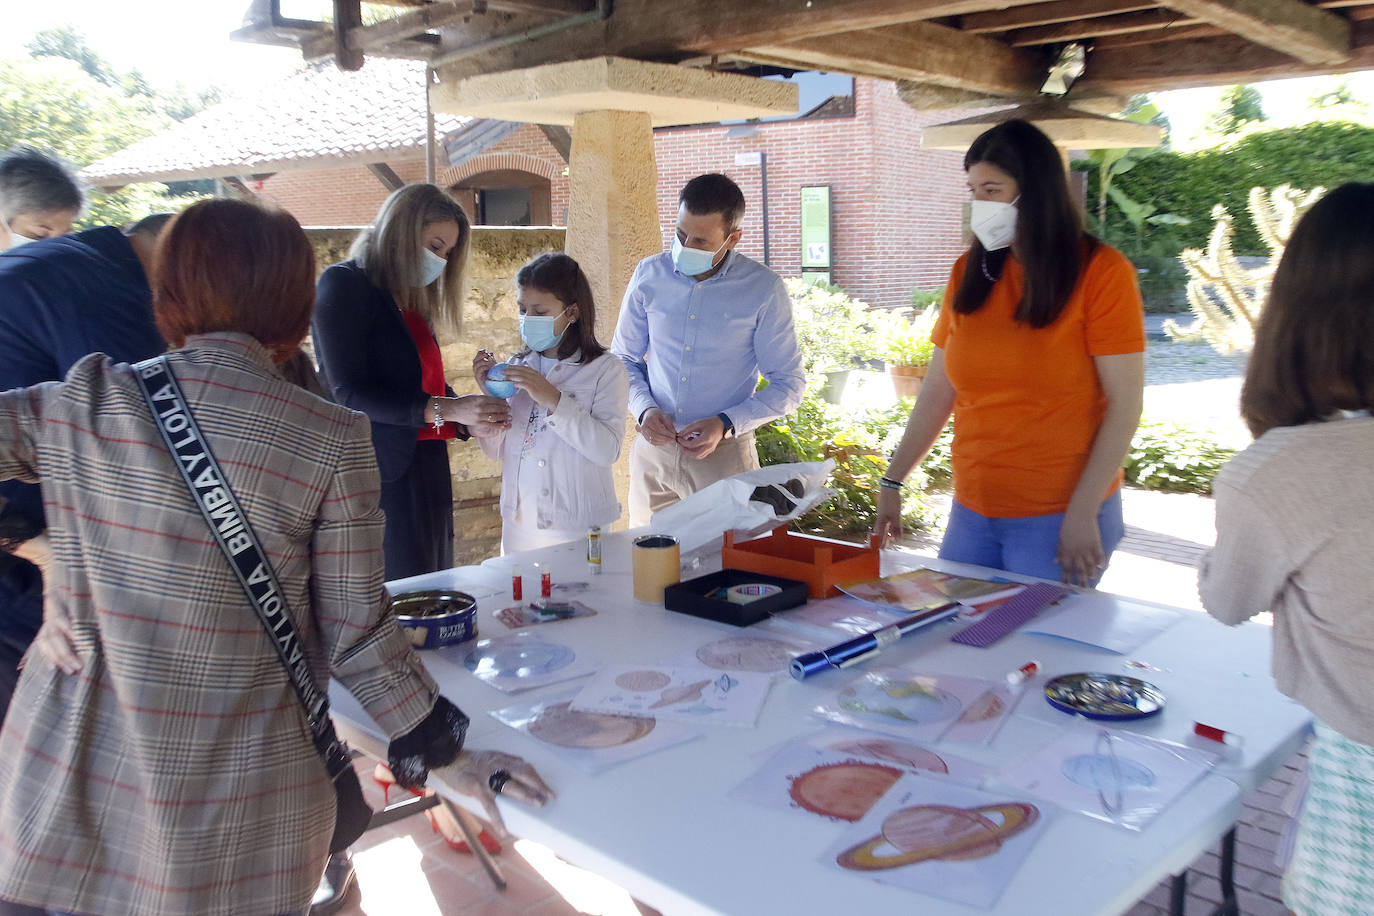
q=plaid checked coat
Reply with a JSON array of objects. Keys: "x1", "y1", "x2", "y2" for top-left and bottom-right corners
[{"x1": 0, "y1": 334, "x2": 439, "y2": 916}]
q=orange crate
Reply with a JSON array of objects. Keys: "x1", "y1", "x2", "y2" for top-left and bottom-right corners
[{"x1": 722, "y1": 526, "x2": 880, "y2": 599}]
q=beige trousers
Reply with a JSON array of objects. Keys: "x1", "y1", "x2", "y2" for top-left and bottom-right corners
[{"x1": 628, "y1": 432, "x2": 761, "y2": 527}]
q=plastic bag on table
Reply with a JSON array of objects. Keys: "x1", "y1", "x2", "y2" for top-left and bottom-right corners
[{"x1": 648, "y1": 458, "x2": 836, "y2": 558}]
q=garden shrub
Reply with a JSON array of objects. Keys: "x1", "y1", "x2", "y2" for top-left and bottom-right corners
[{"x1": 1123, "y1": 419, "x2": 1237, "y2": 494}]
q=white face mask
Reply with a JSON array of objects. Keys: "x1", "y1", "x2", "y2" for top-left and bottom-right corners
[
  {"x1": 969, "y1": 198, "x2": 1018, "y2": 252},
  {"x1": 671, "y1": 235, "x2": 727, "y2": 276},
  {"x1": 3, "y1": 219, "x2": 35, "y2": 251},
  {"x1": 417, "y1": 247, "x2": 447, "y2": 287}
]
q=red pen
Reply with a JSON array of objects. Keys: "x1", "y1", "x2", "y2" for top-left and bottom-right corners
[{"x1": 1194, "y1": 721, "x2": 1245, "y2": 747}]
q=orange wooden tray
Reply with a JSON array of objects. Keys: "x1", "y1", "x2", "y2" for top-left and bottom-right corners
[{"x1": 721, "y1": 526, "x2": 880, "y2": 599}]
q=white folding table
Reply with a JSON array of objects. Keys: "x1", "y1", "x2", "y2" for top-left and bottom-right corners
[{"x1": 330, "y1": 529, "x2": 1311, "y2": 916}]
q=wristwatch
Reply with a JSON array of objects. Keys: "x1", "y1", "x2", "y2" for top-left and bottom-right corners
[{"x1": 717, "y1": 413, "x2": 736, "y2": 440}]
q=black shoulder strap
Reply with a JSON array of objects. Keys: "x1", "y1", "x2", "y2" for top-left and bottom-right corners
[{"x1": 132, "y1": 355, "x2": 353, "y2": 781}]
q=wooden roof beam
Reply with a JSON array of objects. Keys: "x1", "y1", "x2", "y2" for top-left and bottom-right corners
[
  {"x1": 1079, "y1": 15, "x2": 1372, "y2": 91},
  {"x1": 1009, "y1": 8, "x2": 1200, "y2": 44},
  {"x1": 961, "y1": 0, "x2": 1159, "y2": 34},
  {"x1": 434, "y1": 0, "x2": 1054, "y2": 79},
  {"x1": 743, "y1": 21, "x2": 1044, "y2": 97},
  {"x1": 1159, "y1": 0, "x2": 1351, "y2": 63}
]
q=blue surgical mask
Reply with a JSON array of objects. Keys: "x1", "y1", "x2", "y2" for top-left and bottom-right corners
[
  {"x1": 520, "y1": 307, "x2": 570, "y2": 353},
  {"x1": 417, "y1": 247, "x2": 447, "y2": 287},
  {"x1": 671, "y1": 235, "x2": 727, "y2": 276}
]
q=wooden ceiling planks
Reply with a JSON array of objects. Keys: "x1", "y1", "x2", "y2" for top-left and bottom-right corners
[{"x1": 232, "y1": 0, "x2": 1374, "y2": 111}]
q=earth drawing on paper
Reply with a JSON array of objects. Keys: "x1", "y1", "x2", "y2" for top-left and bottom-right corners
[
  {"x1": 837, "y1": 802, "x2": 1040, "y2": 870},
  {"x1": 526, "y1": 701, "x2": 657, "y2": 748},
  {"x1": 697, "y1": 637, "x2": 796, "y2": 672},
  {"x1": 826, "y1": 738, "x2": 951, "y2": 774},
  {"x1": 463, "y1": 638, "x2": 575, "y2": 680},
  {"x1": 695, "y1": 636, "x2": 797, "y2": 673},
  {"x1": 788, "y1": 761, "x2": 903, "y2": 822},
  {"x1": 841, "y1": 680, "x2": 963, "y2": 725}
]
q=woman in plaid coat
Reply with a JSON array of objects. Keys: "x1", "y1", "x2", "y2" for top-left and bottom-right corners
[{"x1": 0, "y1": 200, "x2": 548, "y2": 916}]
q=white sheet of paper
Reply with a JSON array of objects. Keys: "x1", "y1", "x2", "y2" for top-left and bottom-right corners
[
  {"x1": 822, "y1": 773, "x2": 1050, "y2": 908},
  {"x1": 1024, "y1": 592, "x2": 1185, "y2": 655},
  {"x1": 489, "y1": 689, "x2": 699, "y2": 774},
  {"x1": 994, "y1": 724, "x2": 1218, "y2": 831},
  {"x1": 570, "y1": 664, "x2": 773, "y2": 727}
]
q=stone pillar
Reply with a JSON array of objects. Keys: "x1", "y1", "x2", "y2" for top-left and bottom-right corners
[
  {"x1": 563, "y1": 110, "x2": 662, "y2": 525},
  {"x1": 563, "y1": 110, "x2": 661, "y2": 347}
]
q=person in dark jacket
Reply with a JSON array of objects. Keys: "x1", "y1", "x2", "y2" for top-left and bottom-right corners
[
  {"x1": 312, "y1": 184, "x2": 509, "y2": 579},
  {"x1": 0, "y1": 214, "x2": 171, "y2": 722}
]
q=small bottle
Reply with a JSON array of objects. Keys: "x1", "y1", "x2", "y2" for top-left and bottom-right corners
[
  {"x1": 587, "y1": 526, "x2": 602, "y2": 574},
  {"x1": 537, "y1": 563, "x2": 552, "y2": 599},
  {"x1": 511, "y1": 563, "x2": 522, "y2": 601}
]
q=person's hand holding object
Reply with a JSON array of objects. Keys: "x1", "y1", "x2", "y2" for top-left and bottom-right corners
[
  {"x1": 637, "y1": 407, "x2": 677, "y2": 447},
  {"x1": 499, "y1": 365, "x2": 562, "y2": 410},
  {"x1": 435, "y1": 748, "x2": 555, "y2": 841},
  {"x1": 677, "y1": 415, "x2": 725, "y2": 460},
  {"x1": 438, "y1": 394, "x2": 511, "y2": 432}
]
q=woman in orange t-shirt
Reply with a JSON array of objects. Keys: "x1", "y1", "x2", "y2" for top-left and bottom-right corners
[{"x1": 874, "y1": 120, "x2": 1145, "y2": 586}]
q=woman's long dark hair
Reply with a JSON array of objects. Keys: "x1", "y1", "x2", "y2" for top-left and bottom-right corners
[
  {"x1": 953, "y1": 119, "x2": 1095, "y2": 328},
  {"x1": 1241, "y1": 183, "x2": 1374, "y2": 437},
  {"x1": 516, "y1": 252, "x2": 606, "y2": 363}
]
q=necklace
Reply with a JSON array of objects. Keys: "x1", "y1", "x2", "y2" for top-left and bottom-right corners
[{"x1": 980, "y1": 251, "x2": 1001, "y2": 283}]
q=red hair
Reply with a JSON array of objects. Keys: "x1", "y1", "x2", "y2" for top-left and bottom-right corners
[{"x1": 154, "y1": 199, "x2": 316, "y2": 361}]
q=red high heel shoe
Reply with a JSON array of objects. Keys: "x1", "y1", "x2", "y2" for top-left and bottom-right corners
[{"x1": 372, "y1": 763, "x2": 503, "y2": 855}]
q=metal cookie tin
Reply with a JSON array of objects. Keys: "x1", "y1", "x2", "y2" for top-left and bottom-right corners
[
  {"x1": 1043, "y1": 672, "x2": 1166, "y2": 721},
  {"x1": 391, "y1": 589, "x2": 479, "y2": 649}
]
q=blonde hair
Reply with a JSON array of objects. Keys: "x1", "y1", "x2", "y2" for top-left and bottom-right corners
[{"x1": 350, "y1": 183, "x2": 470, "y2": 334}]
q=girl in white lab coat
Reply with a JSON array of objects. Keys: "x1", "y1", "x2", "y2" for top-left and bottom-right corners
[{"x1": 473, "y1": 253, "x2": 628, "y2": 553}]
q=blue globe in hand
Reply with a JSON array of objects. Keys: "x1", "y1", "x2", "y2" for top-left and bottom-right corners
[{"x1": 484, "y1": 362, "x2": 517, "y2": 399}]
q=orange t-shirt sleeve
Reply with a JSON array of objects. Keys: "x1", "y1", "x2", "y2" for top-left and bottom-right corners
[{"x1": 1083, "y1": 245, "x2": 1146, "y2": 357}]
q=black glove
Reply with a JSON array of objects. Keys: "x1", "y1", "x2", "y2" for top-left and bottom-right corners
[{"x1": 386, "y1": 694, "x2": 469, "y2": 791}]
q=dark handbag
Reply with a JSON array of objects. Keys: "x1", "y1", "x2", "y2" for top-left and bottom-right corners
[{"x1": 134, "y1": 356, "x2": 372, "y2": 852}]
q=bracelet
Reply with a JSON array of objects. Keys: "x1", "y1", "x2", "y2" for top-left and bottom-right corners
[
  {"x1": 431, "y1": 398, "x2": 445, "y2": 435},
  {"x1": 878, "y1": 476, "x2": 904, "y2": 491}
]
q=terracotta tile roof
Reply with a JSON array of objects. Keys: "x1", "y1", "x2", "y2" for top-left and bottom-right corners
[{"x1": 82, "y1": 59, "x2": 473, "y2": 188}]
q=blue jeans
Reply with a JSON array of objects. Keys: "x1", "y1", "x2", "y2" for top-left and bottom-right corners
[{"x1": 938, "y1": 489, "x2": 1125, "y2": 586}]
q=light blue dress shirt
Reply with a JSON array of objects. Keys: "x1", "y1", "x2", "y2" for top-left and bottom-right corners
[{"x1": 611, "y1": 249, "x2": 805, "y2": 436}]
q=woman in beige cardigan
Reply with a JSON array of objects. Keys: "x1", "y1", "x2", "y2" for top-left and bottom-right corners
[
  {"x1": 0, "y1": 199, "x2": 549, "y2": 916},
  {"x1": 1199, "y1": 182, "x2": 1374, "y2": 916}
]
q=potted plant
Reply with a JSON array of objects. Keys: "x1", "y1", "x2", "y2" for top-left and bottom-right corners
[
  {"x1": 878, "y1": 307, "x2": 938, "y2": 399},
  {"x1": 785, "y1": 279, "x2": 884, "y2": 403}
]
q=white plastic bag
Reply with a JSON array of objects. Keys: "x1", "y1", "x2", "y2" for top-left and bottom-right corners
[{"x1": 648, "y1": 459, "x2": 836, "y2": 556}]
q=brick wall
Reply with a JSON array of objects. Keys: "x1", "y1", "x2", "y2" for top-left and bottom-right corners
[
  {"x1": 257, "y1": 123, "x2": 570, "y2": 228},
  {"x1": 252, "y1": 82, "x2": 971, "y2": 311},
  {"x1": 652, "y1": 78, "x2": 969, "y2": 311}
]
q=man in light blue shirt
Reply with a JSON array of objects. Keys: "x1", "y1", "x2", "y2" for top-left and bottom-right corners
[{"x1": 612, "y1": 173, "x2": 805, "y2": 525}]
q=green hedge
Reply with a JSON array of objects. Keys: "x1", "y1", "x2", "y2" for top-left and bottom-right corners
[{"x1": 1081, "y1": 121, "x2": 1374, "y2": 256}]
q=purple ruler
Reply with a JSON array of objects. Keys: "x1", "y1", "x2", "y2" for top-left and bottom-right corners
[{"x1": 951, "y1": 582, "x2": 1069, "y2": 647}]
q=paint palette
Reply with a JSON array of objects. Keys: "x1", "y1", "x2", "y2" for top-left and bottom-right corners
[{"x1": 1043, "y1": 672, "x2": 1165, "y2": 721}]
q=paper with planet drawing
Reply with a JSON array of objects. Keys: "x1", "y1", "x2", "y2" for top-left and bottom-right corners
[
  {"x1": 813, "y1": 670, "x2": 1015, "y2": 745},
  {"x1": 994, "y1": 725, "x2": 1218, "y2": 831},
  {"x1": 489, "y1": 688, "x2": 699, "y2": 774},
  {"x1": 671, "y1": 631, "x2": 825, "y2": 680},
  {"x1": 822, "y1": 772, "x2": 1050, "y2": 907},
  {"x1": 729, "y1": 733, "x2": 992, "y2": 825},
  {"x1": 569, "y1": 664, "x2": 773, "y2": 727}
]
